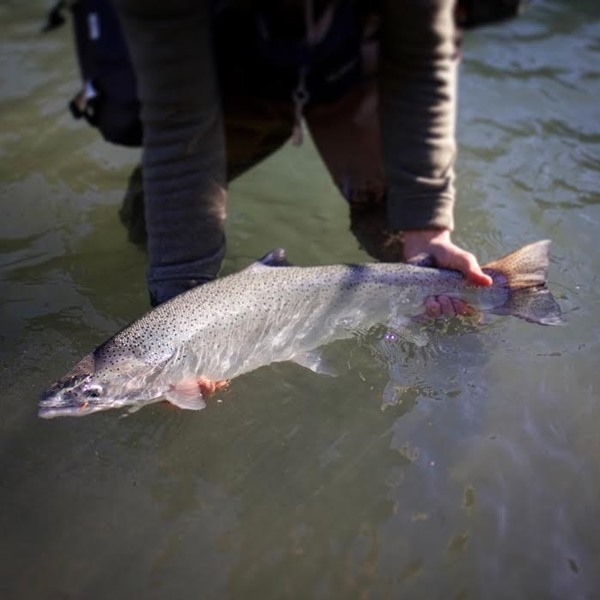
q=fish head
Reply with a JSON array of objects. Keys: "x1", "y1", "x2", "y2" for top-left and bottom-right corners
[
  {"x1": 39, "y1": 372, "x2": 111, "y2": 418},
  {"x1": 39, "y1": 351, "x2": 166, "y2": 418}
]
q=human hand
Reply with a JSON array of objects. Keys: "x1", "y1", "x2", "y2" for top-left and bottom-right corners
[{"x1": 403, "y1": 229, "x2": 493, "y2": 319}]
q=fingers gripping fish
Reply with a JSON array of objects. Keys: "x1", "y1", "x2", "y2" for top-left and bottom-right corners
[{"x1": 39, "y1": 241, "x2": 563, "y2": 418}]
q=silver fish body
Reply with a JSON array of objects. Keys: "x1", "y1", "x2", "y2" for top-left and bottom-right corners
[{"x1": 39, "y1": 241, "x2": 563, "y2": 418}]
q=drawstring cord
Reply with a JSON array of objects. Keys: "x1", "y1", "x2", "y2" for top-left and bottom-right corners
[
  {"x1": 291, "y1": 0, "x2": 314, "y2": 146},
  {"x1": 292, "y1": 66, "x2": 309, "y2": 145}
]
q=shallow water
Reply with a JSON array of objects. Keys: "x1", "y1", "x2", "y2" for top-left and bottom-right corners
[{"x1": 1, "y1": 1, "x2": 600, "y2": 598}]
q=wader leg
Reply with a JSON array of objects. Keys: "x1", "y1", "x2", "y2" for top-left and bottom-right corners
[
  {"x1": 221, "y1": 96, "x2": 294, "y2": 182},
  {"x1": 119, "y1": 98, "x2": 294, "y2": 248},
  {"x1": 305, "y1": 80, "x2": 403, "y2": 262}
]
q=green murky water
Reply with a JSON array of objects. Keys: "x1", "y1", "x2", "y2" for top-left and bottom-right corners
[{"x1": 1, "y1": 1, "x2": 599, "y2": 598}]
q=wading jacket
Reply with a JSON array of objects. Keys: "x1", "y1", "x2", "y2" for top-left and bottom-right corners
[{"x1": 112, "y1": 0, "x2": 458, "y2": 305}]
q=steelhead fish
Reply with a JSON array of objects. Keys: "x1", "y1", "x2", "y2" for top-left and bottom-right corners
[{"x1": 39, "y1": 240, "x2": 563, "y2": 418}]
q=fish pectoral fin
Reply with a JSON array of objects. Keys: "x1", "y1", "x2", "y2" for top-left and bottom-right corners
[
  {"x1": 289, "y1": 350, "x2": 339, "y2": 377},
  {"x1": 164, "y1": 381, "x2": 207, "y2": 411}
]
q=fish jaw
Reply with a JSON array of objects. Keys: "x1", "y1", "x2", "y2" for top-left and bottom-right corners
[
  {"x1": 39, "y1": 376, "x2": 167, "y2": 418},
  {"x1": 39, "y1": 375, "x2": 117, "y2": 418},
  {"x1": 38, "y1": 354, "x2": 168, "y2": 418}
]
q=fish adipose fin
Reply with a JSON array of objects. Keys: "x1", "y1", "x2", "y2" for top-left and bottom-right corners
[
  {"x1": 483, "y1": 240, "x2": 564, "y2": 326},
  {"x1": 164, "y1": 381, "x2": 207, "y2": 410}
]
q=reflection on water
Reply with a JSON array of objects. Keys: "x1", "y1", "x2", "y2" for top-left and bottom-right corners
[{"x1": 1, "y1": 1, "x2": 600, "y2": 598}]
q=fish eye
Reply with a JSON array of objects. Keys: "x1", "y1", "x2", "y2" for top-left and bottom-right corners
[{"x1": 84, "y1": 386, "x2": 102, "y2": 399}]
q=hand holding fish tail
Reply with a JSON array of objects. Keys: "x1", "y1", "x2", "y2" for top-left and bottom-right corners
[
  {"x1": 403, "y1": 229, "x2": 493, "y2": 286},
  {"x1": 403, "y1": 229, "x2": 493, "y2": 319}
]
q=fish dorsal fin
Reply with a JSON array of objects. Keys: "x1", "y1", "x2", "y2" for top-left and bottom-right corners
[{"x1": 244, "y1": 248, "x2": 293, "y2": 272}]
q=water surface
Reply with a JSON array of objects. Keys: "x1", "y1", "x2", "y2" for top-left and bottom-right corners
[{"x1": 1, "y1": 1, "x2": 599, "y2": 598}]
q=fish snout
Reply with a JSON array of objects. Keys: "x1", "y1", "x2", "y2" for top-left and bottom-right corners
[{"x1": 38, "y1": 379, "x2": 105, "y2": 419}]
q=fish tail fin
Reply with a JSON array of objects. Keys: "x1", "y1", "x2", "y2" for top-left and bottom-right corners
[{"x1": 483, "y1": 240, "x2": 564, "y2": 326}]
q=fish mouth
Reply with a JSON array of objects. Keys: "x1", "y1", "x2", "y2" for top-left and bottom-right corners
[
  {"x1": 39, "y1": 358, "x2": 169, "y2": 418},
  {"x1": 38, "y1": 378, "x2": 164, "y2": 418},
  {"x1": 38, "y1": 405, "x2": 88, "y2": 419},
  {"x1": 38, "y1": 377, "x2": 106, "y2": 419},
  {"x1": 38, "y1": 391, "x2": 100, "y2": 419}
]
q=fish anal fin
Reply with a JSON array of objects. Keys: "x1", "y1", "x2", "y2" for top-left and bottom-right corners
[
  {"x1": 290, "y1": 350, "x2": 338, "y2": 377},
  {"x1": 385, "y1": 316, "x2": 430, "y2": 347},
  {"x1": 164, "y1": 380, "x2": 207, "y2": 411},
  {"x1": 381, "y1": 380, "x2": 409, "y2": 410}
]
